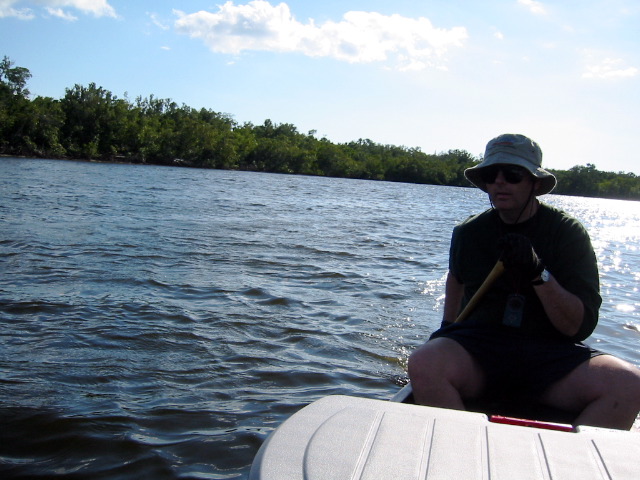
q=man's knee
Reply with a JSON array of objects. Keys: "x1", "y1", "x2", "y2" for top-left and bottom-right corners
[
  {"x1": 408, "y1": 338, "x2": 484, "y2": 397},
  {"x1": 575, "y1": 356, "x2": 640, "y2": 429},
  {"x1": 545, "y1": 355, "x2": 640, "y2": 413},
  {"x1": 408, "y1": 338, "x2": 456, "y2": 382},
  {"x1": 594, "y1": 355, "x2": 640, "y2": 399},
  {"x1": 612, "y1": 359, "x2": 640, "y2": 404}
]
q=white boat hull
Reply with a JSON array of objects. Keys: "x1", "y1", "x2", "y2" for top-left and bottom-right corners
[{"x1": 250, "y1": 394, "x2": 640, "y2": 479}]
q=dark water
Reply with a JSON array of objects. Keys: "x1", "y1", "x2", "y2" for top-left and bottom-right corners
[{"x1": 1, "y1": 158, "x2": 639, "y2": 479}]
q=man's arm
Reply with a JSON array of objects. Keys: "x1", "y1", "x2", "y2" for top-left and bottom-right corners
[
  {"x1": 533, "y1": 272, "x2": 584, "y2": 337},
  {"x1": 500, "y1": 232, "x2": 589, "y2": 339},
  {"x1": 442, "y1": 272, "x2": 464, "y2": 325}
]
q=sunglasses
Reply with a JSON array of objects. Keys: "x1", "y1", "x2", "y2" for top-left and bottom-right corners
[{"x1": 479, "y1": 165, "x2": 529, "y2": 184}]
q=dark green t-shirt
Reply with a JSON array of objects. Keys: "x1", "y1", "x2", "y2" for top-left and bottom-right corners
[{"x1": 449, "y1": 203, "x2": 601, "y2": 341}]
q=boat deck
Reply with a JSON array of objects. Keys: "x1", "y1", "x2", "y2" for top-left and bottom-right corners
[{"x1": 250, "y1": 394, "x2": 640, "y2": 479}]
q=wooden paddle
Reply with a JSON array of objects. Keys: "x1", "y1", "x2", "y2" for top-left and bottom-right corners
[{"x1": 454, "y1": 260, "x2": 505, "y2": 323}]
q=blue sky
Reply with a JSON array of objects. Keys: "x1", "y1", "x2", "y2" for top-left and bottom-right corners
[{"x1": 2, "y1": 0, "x2": 639, "y2": 174}]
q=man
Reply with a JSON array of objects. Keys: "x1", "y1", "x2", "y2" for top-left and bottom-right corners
[{"x1": 408, "y1": 133, "x2": 640, "y2": 430}]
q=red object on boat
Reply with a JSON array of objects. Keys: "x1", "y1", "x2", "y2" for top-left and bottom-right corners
[{"x1": 489, "y1": 414, "x2": 575, "y2": 432}]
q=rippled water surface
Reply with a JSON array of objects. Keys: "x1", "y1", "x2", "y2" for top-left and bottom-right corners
[{"x1": 1, "y1": 158, "x2": 639, "y2": 478}]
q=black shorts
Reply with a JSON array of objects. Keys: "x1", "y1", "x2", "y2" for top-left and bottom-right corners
[{"x1": 430, "y1": 323, "x2": 604, "y2": 401}]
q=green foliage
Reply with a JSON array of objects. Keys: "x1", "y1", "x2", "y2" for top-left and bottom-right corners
[
  {"x1": 1, "y1": 56, "x2": 31, "y2": 97},
  {"x1": 1, "y1": 56, "x2": 639, "y2": 200},
  {"x1": 552, "y1": 165, "x2": 640, "y2": 200}
]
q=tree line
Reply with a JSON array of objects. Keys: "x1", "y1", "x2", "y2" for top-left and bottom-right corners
[{"x1": 1, "y1": 56, "x2": 639, "y2": 200}]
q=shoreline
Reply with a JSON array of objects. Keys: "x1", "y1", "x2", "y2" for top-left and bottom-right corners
[{"x1": 2, "y1": 154, "x2": 639, "y2": 202}]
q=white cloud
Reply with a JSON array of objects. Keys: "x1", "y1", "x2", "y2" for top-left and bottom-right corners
[
  {"x1": 149, "y1": 12, "x2": 170, "y2": 31},
  {"x1": 46, "y1": 6, "x2": 77, "y2": 21},
  {"x1": 173, "y1": 1, "x2": 467, "y2": 71},
  {"x1": 0, "y1": 0, "x2": 116, "y2": 19},
  {"x1": 0, "y1": 0, "x2": 34, "y2": 18},
  {"x1": 583, "y1": 57, "x2": 638, "y2": 79},
  {"x1": 517, "y1": 0, "x2": 547, "y2": 15}
]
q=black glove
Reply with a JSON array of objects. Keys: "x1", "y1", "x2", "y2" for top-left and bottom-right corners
[{"x1": 498, "y1": 233, "x2": 544, "y2": 281}]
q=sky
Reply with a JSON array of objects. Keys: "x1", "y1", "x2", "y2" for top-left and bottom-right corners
[{"x1": 1, "y1": 0, "x2": 639, "y2": 174}]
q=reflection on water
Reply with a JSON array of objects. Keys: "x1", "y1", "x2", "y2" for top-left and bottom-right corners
[
  {"x1": 0, "y1": 158, "x2": 638, "y2": 478},
  {"x1": 545, "y1": 195, "x2": 640, "y2": 357}
]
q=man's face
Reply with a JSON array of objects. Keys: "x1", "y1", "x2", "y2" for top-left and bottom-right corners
[{"x1": 482, "y1": 164, "x2": 540, "y2": 216}]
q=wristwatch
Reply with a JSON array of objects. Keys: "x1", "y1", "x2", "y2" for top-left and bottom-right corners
[{"x1": 532, "y1": 269, "x2": 550, "y2": 286}]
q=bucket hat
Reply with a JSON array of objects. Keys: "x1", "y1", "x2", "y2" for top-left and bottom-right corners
[{"x1": 464, "y1": 133, "x2": 556, "y2": 195}]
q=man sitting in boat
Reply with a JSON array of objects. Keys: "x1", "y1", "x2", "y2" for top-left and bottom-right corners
[{"x1": 408, "y1": 133, "x2": 640, "y2": 430}]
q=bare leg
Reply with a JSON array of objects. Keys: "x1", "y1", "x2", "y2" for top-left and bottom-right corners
[
  {"x1": 408, "y1": 337, "x2": 485, "y2": 409},
  {"x1": 539, "y1": 354, "x2": 640, "y2": 430}
]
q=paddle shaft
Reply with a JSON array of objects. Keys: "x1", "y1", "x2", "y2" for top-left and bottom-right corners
[{"x1": 454, "y1": 260, "x2": 505, "y2": 323}]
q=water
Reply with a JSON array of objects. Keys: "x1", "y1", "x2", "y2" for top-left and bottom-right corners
[{"x1": 1, "y1": 158, "x2": 639, "y2": 479}]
